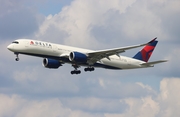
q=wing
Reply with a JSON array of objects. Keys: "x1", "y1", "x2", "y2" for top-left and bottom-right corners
[{"x1": 87, "y1": 38, "x2": 157, "y2": 64}]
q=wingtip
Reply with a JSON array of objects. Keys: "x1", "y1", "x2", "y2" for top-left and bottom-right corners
[
  {"x1": 158, "y1": 60, "x2": 168, "y2": 63},
  {"x1": 154, "y1": 37, "x2": 157, "y2": 41},
  {"x1": 163, "y1": 60, "x2": 168, "y2": 62},
  {"x1": 148, "y1": 37, "x2": 157, "y2": 44}
]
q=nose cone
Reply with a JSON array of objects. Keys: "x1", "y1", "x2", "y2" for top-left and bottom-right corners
[{"x1": 7, "y1": 44, "x2": 14, "y2": 51}]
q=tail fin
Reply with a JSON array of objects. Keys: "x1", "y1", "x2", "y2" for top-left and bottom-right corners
[{"x1": 133, "y1": 38, "x2": 158, "y2": 62}]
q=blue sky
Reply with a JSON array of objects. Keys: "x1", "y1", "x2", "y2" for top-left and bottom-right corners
[{"x1": 0, "y1": 0, "x2": 180, "y2": 117}]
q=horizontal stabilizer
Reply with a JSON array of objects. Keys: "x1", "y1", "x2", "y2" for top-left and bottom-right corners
[{"x1": 141, "y1": 60, "x2": 168, "y2": 66}]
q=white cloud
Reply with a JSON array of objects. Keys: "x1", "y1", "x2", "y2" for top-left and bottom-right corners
[
  {"x1": 34, "y1": 0, "x2": 139, "y2": 48},
  {"x1": 157, "y1": 78, "x2": 180, "y2": 117},
  {"x1": 105, "y1": 78, "x2": 180, "y2": 117},
  {"x1": 0, "y1": 94, "x2": 25, "y2": 117},
  {"x1": 122, "y1": 2, "x2": 163, "y2": 39},
  {"x1": 1, "y1": 78, "x2": 180, "y2": 117},
  {"x1": 34, "y1": 0, "x2": 180, "y2": 49},
  {"x1": 60, "y1": 97, "x2": 127, "y2": 113},
  {"x1": 109, "y1": 96, "x2": 160, "y2": 117},
  {"x1": 136, "y1": 82, "x2": 153, "y2": 91},
  {"x1": 0, "y1": 94, "x2": 95, "y2": 117}
]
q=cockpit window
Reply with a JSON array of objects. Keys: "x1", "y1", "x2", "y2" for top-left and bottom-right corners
[{"x1": 12, "y1": 41, "x2": 19, "y2": 44}]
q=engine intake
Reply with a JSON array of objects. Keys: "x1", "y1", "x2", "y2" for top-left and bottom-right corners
[
  {"x1": 69, "y1": 52, "x2": 87, "y2": 63},
  {"x1": 43, "y1": 58, "x2": 62, "y2": 69}
]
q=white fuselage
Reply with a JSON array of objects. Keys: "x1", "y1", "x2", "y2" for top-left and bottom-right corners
[{"x1": 7, "y1": 39, "x2": 147, "y2": 70}]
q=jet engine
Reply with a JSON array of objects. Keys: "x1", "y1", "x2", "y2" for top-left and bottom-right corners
[
  {"x1": 69, "y1": 52, "x2": 87, "y2": 63},
  {"x1": 43, "y1": 58, "x2": 62, "y2": 69}
]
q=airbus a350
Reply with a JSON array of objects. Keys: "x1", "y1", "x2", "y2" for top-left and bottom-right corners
[{"x1": 7, "y1": 37, "x2": 167, "y2": 74}]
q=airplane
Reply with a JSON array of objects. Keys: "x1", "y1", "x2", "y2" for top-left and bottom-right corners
[{"x1": 7, "y1": 37, "x2": 167, "y2": 75}]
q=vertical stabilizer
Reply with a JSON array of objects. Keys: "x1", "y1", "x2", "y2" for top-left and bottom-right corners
[{"x1": 133, "y1": 38, "x2": 158, "y2": 62}]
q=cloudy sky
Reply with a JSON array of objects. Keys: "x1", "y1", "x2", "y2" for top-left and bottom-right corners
[{"x1": 0, "y1": 0, "x2": 180, "y2": 116}]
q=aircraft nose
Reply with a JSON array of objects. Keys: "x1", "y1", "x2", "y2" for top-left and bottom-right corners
[{"x1": 7, "y1": 44, "x2": 14, "y2": 51}]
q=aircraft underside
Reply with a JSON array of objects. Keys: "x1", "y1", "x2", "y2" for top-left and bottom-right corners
[{"x1": 13, "y1": 52, "x2": 121, "y2": 75}]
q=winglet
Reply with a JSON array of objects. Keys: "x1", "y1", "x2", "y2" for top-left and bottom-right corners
[{"x1": 148, "y1": 37, "x2": 157, "y2": 44}]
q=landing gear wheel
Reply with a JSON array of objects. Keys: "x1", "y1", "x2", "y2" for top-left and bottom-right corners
[
  {"x1": 84, "y1": 67, "x2": 95, "y2": 72},
  {"x1": 84, "y1": 68, "x2": 87, "y2": 72},
  {"x1": 77, "y1": 70, "x2": 81, "y2": 74},
  {"x1": 71, "y1": 71, "x2": 74, "y2": 74},
  {"x1": 15, "y1": 58, "x2": 19, "y2": 61},
  {"x1": 71, "y1": 64, "x2": 81, "y2": 75},
  {"x1": 71, "y1": 70, "x2": 81, "y2": 75}
]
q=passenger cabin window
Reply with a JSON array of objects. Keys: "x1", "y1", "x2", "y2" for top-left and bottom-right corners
[{"x1": 12, "y1": 41, "x2": 19, "y2": 44}]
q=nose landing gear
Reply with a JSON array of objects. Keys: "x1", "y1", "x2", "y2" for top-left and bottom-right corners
[{"x1": 14, "y1": 53, "x2": 19, "y2": 61}]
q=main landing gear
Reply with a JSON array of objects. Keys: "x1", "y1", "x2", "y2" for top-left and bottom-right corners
[
  {"x1": 71, "y1": 64, "x2": 81, "y2": 75},
  {"x1": 84, "y1": 67, "x2": 95, "y2": 72},
  {"x1": 70, "y1": 64, "x2": 95, "y2": 75},
  {"x1": 71, "y1": 70, "x2": 81, "y2": 74},
  {"x1": 15, "y1": 53, "x2": 19, "y2": 61}
]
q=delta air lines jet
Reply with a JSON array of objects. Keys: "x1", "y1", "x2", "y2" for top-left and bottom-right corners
[{"x1": 7, "y1": 38, "x2": 167, "y2": 74}]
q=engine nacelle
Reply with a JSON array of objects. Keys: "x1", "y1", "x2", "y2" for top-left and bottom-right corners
[
  {"x1": 69, "y1": 52, "x2": 87, "y2": 63},
  {"x1": 43, "y1": 58, "x2": 62, "y2": 69}
]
